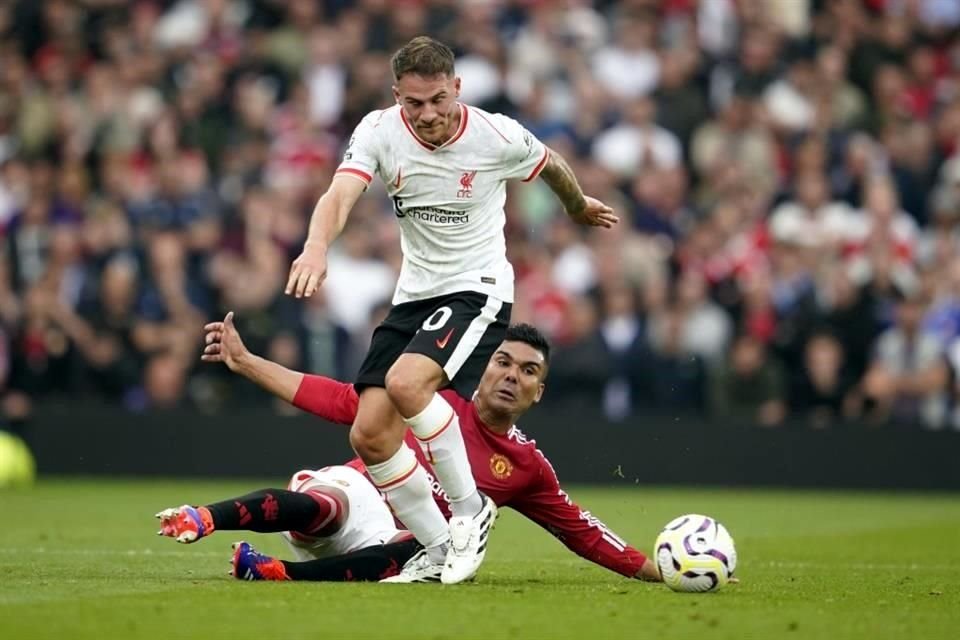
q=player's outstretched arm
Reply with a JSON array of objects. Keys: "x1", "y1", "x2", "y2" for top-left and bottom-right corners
[
  {"x1": 285, "y1": 175, "x2": 367, "y2": 299},
  {"x1": 512, "y1": 487, "x2": 659, "y2": 581},
  {"x1": 202, "y1": 311, "x2": 303, "y2": 403},
  {"x1": 202, "y1": 311, "x2": 360, "y2": 424},
  {"x1": 510, "y1": 451, "x2": 660, "y2": 582},
  {"x1": 538, "y1": 148, "x2": 619, "y2": 229}
]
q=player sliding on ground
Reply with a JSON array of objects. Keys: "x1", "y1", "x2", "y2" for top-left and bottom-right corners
[
  {"x1": 155, "y1": 314, "x2": 659, "y2": 583},
  {"x1": 282, "y1": 36, "x2": 618, "y2": 583}
]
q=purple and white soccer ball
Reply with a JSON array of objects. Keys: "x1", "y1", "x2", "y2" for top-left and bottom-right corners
[{"x1": 655, "y1": 514, "x2": 737, "y2": 592}]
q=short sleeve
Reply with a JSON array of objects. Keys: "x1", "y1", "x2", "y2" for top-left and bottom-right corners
[
  {"x1": 335, "y1": 111, "x2": 385, "y2": 187},
  {"x1": 493, "y1": 115, "x2": 550, "y2": 182}
]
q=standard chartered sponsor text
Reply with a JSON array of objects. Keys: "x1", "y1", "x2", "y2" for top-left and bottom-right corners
[{"x1": 402, "y1": 206, "x2": 470, "y2": 225}]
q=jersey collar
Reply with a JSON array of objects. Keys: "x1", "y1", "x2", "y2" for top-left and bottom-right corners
[{"x1": 399, "y1": 103, "x2": 469, "y2": 152}]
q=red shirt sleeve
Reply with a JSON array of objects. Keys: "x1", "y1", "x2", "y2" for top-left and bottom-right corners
[
  {"x1": 509, "y1": 450, "x2": 647, "y2": 578},
  {"x1": 291, "y1": 374, "x2": 359, "y2": 426}
]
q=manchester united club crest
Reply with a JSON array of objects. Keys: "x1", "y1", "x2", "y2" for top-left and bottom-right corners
[
  {"x1": 489, "y1": 453, "x2": 513, "y2": 480},
  {"x1": 457, "y1": 170, "x2": 477, "y2": 199}
]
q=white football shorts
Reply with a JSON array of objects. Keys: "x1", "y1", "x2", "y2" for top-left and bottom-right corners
[{"x1": 280, "y1": 465, "x2": 403, "y2": 561}]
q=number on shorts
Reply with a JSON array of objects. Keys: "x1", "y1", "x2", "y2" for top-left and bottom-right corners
[{"x1": 422, "y1": 306, "x2": 453, "y2": 331}]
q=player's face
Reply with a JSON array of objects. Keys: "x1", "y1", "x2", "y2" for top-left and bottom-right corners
[
  {"x1": 478, "y1": 341, "x2": 546, "y2": 417},
  {"x1": 393, "y1": 73, "x2": 461, "y2": 145}
]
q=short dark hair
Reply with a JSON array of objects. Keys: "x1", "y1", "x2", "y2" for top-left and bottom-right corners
[
  {"x1": 504, "y1": 323, "x2": 551, "y2": 369},
  {"x1": 391, "y1": 36, "x2": 455, "y2": 81}
]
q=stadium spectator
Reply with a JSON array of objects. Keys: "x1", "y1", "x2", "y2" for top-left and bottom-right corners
[
  {"x1": 708, "y1": 333, "x2": 788, "y2": 427},
  {"x1": 591, "y1": 96, "x2": 682, "y2": 179},
  {"x1": 653, "y1": 49, "x2": 710, "y2": 154},
  {"x1": 648, "y1": 268, "x2": 731, "y2": 367},
  {"x1": 859, "y1": 286, "x2": 949, "y2": 429},
  {"x1": 596, "y1": 279, "x2": 646, "y2": 420},
  {"x1": 641, "y1": 303, "x2": 708, "y2": 415},
  {"x1": 815, "y1": 263, "x2": 883, "y2": 381},
  {"x1": 690, "y1": 87, "x2": 778, "y2": 204},
  {"x1": 544, "y1": 294, "x2": 609, "y2": 411},
  {"x1": 790, "y1": 331, "x2": 859, "y2": 429}
]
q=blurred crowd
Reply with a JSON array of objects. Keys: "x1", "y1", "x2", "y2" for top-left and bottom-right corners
[{"x1": 2, "y1": 0, "x2": 960, "y2": 430}]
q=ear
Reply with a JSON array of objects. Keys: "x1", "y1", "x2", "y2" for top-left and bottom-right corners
[
  {"x1": 533, "y1": 383, "x2": 545, "y2": 404},
  {"x1": 454, "y1": 76, "x2": 461, "y2": 97},
  {"x1": 392, "y1": 85, "x2": 400, "y2": 104}
]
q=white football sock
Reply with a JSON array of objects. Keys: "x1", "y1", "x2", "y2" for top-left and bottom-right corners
[
  {"x1": 366, "y1": 443, "x2": 449, "y2": 558},
  {"x1": 406, "y1": 393, "x2": 482, "y2": 517}
]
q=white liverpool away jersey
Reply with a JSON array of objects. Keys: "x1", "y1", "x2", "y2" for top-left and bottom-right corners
[{"x1": 335, "y1": 103, "x2": 549, "y2": 304}]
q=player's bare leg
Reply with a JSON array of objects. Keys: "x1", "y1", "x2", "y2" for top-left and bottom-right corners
[
  {"x1": 350, "y1": 388, "x2": 449, "y2": 582},
  {"x1": 385, "y1": 353, "x2": 497, "y2": 585}
]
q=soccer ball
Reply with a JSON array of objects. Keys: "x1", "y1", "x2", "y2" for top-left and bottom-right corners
[
  {"x1": 0, "y1": 431, "x2": 36, "y2": 489},
  {"x1": 655, "y1": 514, "x2": 737, "y2": 592}
]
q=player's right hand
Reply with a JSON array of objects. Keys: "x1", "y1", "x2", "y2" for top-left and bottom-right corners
[
  {"x1": 285, "y1": 243, "x2": 328, "y2": 298},
  {"x1": 201, "y1": 311, "x2": 248, "y2": 371}
]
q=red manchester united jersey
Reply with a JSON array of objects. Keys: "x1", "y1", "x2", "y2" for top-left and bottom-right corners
[{"x1": 293, "y1": 375, "x2": 647, "y2": 578}]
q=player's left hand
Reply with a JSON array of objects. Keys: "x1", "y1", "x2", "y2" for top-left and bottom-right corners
[
  {"x1": 201, "y1": 311, "x2": 249, "y2": 371},
  {"x1": 568, "y1": 196, "x2": 619, "y2": 228}
]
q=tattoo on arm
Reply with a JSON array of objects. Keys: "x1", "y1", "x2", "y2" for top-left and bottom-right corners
[{"x1": 538, "y1": 148, "x2": 587, "y2": 215}]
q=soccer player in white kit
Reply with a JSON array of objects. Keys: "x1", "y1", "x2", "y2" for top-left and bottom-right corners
[{"x1": 285, "y1": 36, "x2": 618, "y2": 583}]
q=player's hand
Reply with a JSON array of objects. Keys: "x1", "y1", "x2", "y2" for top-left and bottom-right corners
[
  {"x1": 568, "y1": 196, "x2": 619, "y2": 229},
  {"x1": 285, "y1": 242, "x2": 328, "y2": 298},
  {"x1": 201, "y1": 311, "x2": 248, "y2": 371}
]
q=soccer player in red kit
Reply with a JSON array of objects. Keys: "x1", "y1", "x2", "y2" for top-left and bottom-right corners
[
  {"x1": 156, "y1": 314, "x2": 660, "y2": 583},
  {"x1": 283, "y1": 36, "x2": 618, "y2": 583}
]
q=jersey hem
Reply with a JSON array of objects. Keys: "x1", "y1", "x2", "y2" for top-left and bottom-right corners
[{"x1": 393, "y1": 287, "x2": 513, "y2": 306}]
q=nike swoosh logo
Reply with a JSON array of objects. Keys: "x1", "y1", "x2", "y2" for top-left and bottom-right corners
[{"x1": 436, "y1": 328, "x2": 455, "y2": 349}]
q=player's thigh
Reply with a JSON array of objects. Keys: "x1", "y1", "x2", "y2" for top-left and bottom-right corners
[
  {"x1": 287, "y1": 465, "x2": 390, "y2": 528},
  {"x1": 405, "y1": 292, "x2": 512, "y2": 398},
  {"x1": 284, "y1": 466, "x2": 402, "y2": 558},
  {"x1": 350, "y1": 387, "x2": 409, "y2": 460},
  {"x1": 354, "y1": 301, "x2": 431, "y2": 391}
]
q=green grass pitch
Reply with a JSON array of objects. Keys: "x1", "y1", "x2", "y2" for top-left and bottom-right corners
[{"x1": 1, "y1": 479, "x2": 958, "y2": 639}]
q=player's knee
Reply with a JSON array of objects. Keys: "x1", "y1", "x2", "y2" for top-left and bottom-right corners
[
  {"x1": 287, "y1": 470, "x2": 314, "y2": 492},
  {"x1": 349, "y1": 426, "x2": 370, "y2": 456},
  {"x1": 384, "y1": 368, "x2": 416, "y2": 407},
  {"x1": 385, "y1": 358, "x2": 442, "y2": 414},
  {"x1": 384, "y1": 368, "x2": 428, "y2": 416},
  {"x1": 350, "y1": 423, "x2": 391, "y2": 462}
]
